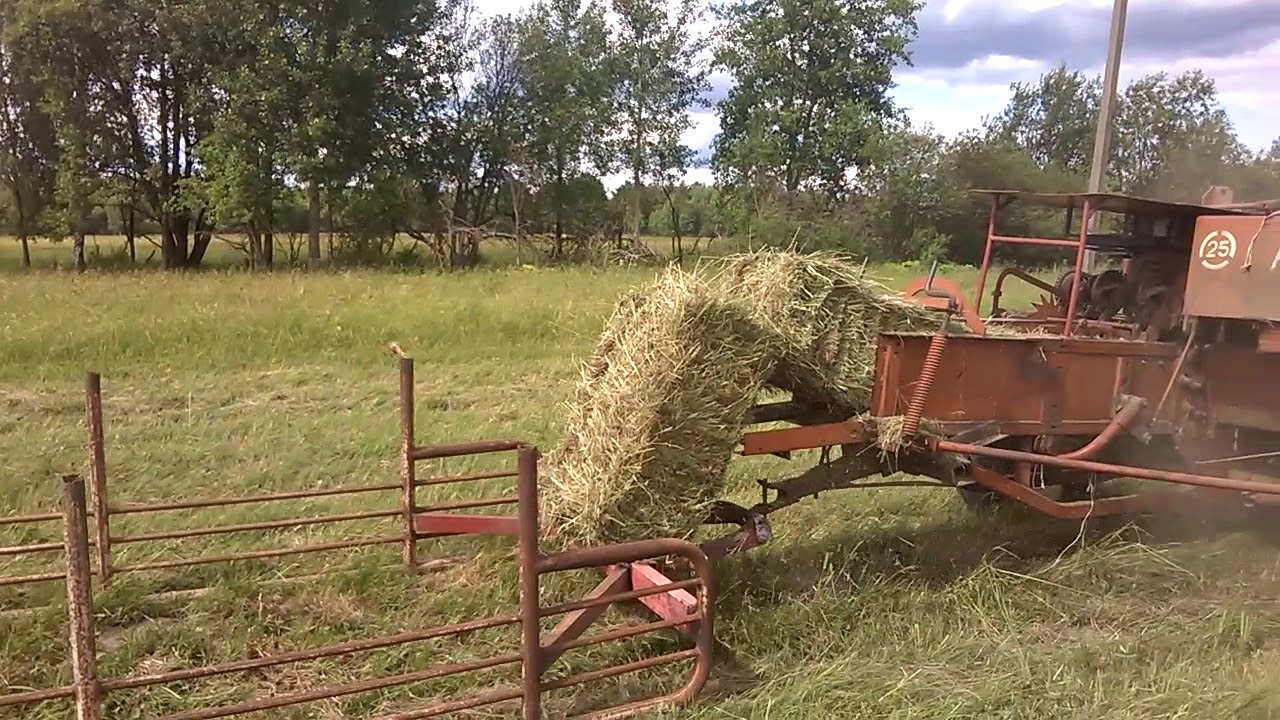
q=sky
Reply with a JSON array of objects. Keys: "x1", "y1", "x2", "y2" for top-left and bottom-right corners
[{"x1": 472, "y1": 0, "x2": 1280, "y2": 188}]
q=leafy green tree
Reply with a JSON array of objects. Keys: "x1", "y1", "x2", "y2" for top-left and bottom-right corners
[
  {"x1": 0, "y1": 24, "x2": 56, "y2": 268},
  {"x1": 609, "y1": 0, "x2": 708, "y2": 242},
  {"x1": 516, "y1": 0, "x2": 613, "y2": 256},
  {"x1": 1112, "y1": 71, "x2": 1244, "y2": 201},
  {"x1": 984, "y1": 64, "x2": 1100, "y2": 176},
  {"x1": 711, "y1": 0, "x2": 921, "y2": 202}
]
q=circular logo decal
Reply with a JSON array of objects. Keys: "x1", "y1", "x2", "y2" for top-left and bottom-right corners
[{"x1": 1198, "y1": 230, "x2": 1236, "y2": 271}]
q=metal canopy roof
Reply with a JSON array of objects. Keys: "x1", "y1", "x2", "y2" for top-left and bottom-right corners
[{"x1": 967, "y1": 189, "x2": 1260, "y2": 217}]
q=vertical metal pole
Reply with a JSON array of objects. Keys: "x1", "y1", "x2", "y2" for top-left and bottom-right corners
[
  {"x1": 973, "y1": 197, "x2": 999, "y2": 315},
  {"x1": 1084, "y1": 0, "x2": 1128, "y2": 273},
  {"x1": 62, "y1": 475, "x2": 101, "y2": 720},
  {"x1": 517, "y1": 445, "x2": 542, "y2": 720},
  {"x1": 399, "y1": 356, "x2": 418, "y2": 571},
  {"x1": 1065, "y1": 201, "x2": 1092, "y2": 334},
  {"x1": 84, "y1": 373, "x2": 112, "y2": 587}
]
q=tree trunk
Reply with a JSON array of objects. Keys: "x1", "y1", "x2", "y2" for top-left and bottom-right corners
[
  {"x1": 632, "y1": 165, "x2": 643, "y2": 246},
  {"x1": 126, "y1": 204, "x2": 136, "y2": 263},
  {"x1": 72, "y1": 229, "x2": 86, "y2": 272},
  {"x1": 19, "y1": 234, "x2": 30, "y2": 269},
  {"x1": 307, "y1": 175, "x2": 321, "y2": 269}
]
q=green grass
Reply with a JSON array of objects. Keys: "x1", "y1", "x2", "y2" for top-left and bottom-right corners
[{"x1": 3, "y1": 260, "x2": 1280, "y2": 718}]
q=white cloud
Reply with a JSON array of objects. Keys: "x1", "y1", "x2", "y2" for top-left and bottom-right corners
[{"x1": 464, "y1": 0, "x2": 1278, "y2": 187}]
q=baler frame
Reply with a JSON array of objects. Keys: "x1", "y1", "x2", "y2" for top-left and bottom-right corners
[{"x1": 700, "y1": 188, "x2": 1280, "y2": 560}]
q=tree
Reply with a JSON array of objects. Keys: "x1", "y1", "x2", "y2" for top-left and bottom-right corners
[
  {"x1": 1111, "y1": 71, "x2": 1244, "y2": 201},
  {"x1": 516, "y1": 0, "x2": 613, "y2": 256},
  {"x1": 984, "y1": 64, "x2": 1100, "y2": 176},
  {"x1": 0, "y1": 21, "x2": 56, "y2": 269},
  {"x1": 711, "y1": 0, "x2": 921, "y2": 202},
  {"x1": 609, "y1": 0, "x2": 708, "y2": 243}
]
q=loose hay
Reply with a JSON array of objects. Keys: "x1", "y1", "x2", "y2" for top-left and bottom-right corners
[
  {"x1": 542, "y1": 249, "x2": 1003, "y2": 548},
  {"x1": 708, "y1": 249, "x2": 956, "y2": 415},
  {"x1": 540, "y1": 268, "x2": 777, "y2": 548}
]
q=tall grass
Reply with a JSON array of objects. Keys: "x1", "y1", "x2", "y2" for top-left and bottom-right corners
[{"x1": 2, "y1": 261, "x2": 1278, "y2": 718}]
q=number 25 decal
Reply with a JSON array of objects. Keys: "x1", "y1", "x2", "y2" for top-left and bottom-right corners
[{"x1": 1198, "y1": 230, "x2": 1236, "y2": 271}]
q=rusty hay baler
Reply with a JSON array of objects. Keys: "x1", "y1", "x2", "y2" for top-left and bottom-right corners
[{"x1": 700, "y1": 185, "x2": 1280, "y2": 557}]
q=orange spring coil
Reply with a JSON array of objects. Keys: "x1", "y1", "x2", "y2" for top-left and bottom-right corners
[{"x1": 902, "y1": 332, "x2": 948, "y2": 438}]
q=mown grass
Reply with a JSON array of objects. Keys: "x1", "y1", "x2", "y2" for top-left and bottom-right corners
[{"x1": 3, "y1": 258, "x2": 1280, "y2": 719}]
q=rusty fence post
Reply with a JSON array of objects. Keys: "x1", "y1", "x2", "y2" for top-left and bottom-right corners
[
  {"x1": 84, "y1": 373, "x2": 112, "y2": 587},
  {"x1": 62, "y1": 475, "x2": 101, "y2": 720},
  {"x1": 517, "y1": 445, "x2": 542, "y2": 720},
  {"x1": 399, "y1": 356, "x2": 418, "y2": 570}
]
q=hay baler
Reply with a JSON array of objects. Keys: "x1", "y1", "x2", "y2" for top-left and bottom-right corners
[{"x1": 703, "y1": 186, "x2": 1280, "y2": 557}]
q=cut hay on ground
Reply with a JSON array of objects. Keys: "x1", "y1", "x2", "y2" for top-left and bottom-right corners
[{"x1": 541, "y1": 250, "x2": 991, "y2": 548}]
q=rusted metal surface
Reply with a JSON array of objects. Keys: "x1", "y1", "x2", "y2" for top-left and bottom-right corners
[
  {"x1": 1200, "y1": 346, "x2": 1280, "y2": 432},
  {"x1": 630, "y1": 563, "x2": 699, "y2": 637},
  {"x1": 517, "y1": 445, "x2": 543, "y2": 720},
  {"x1": 871, "y1": 333, "x2": 1178, "y2": 429},
  {"x1": 0, "y1": 511, "x2": 61, "y2": 527},
  {"x1": 1062, "y1": 200, "x2": 1092, "y2": 333},
  {"x1": 102, "y1": 612, "x2": 520, "y2": 692},
  {"x1": 399, "y1": 355, "x2": 419, "y2": 570},
  {"x1": 62, "y1": 475, "x2": 101, "y2": 720},
  {"x1": 899, "y1": 276, "x2": 986, "y2": 334},
  {"x1": 414, "y1": 512, "x2": 521, "y2": 537},
  {"x1": 110, "y1": 482, "x2": 401, "y2": 515},
  {"x1": 1054, "y1": 395, "x2": 1145, "y2": 460},
  {"x1": 85, "y1": 372, "x2": 112, "y2": 587},
  {"x1": 112, "y1": 536, "x2": 402, "y2": 574},
  {"x1": 934, "y1": 439, "x2": 1280, "y2": 496},
  {"x1": 902, "y1": 331, "x2": 947, "y2": 437},
  {"x1": 410, "y1": 439, "x2": 528, "y2": 461},
  {"x1": 990, "y1": 267, "x2": 1058, "y2": 316},
  {"x1": 7, "y1": 360, "x2": 716, "y2": 720},
  {"x1": 963, "y1": 466, "x2": 1144, "y2": 519},
  {"x1": 740, "y1": 420, "x2": 867, "y2": 456},
  {"x1": 541, "y1": 567, "x2": 631, "y2": 667},
  {"x1": 968, "y1": 189, "x2": 1259, "y2": 217},
  {"x1": 110, "y1": 509, "x2": 401, "y2": 544},
  {"x1": 1184, "y1": 213, "x2": 1280, "y2": 321}
]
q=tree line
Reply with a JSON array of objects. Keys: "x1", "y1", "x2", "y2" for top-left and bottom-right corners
[{"x1": 0, "y1": 0, "x2": 1276, "y2": 271}]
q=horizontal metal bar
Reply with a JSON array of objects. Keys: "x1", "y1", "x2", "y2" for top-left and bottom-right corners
[
  {"x1": 0, "y1": 541, "x2": 63, "y2": 558},
  {"x1": 0, "y1": 571, "x2": 65, "y2": 588},
  {"x1": 538, "y1": 539, "x2": 709, "y2": 575},
  {"x1": 547, "y1": 614, "x2": 699, "y2": 658},
  {"x1": 155, "y1": 652, "x2": 523, "y2": 720},
  {"x1": 989, "y1": 234, "x2": 1079, "y2": 248},
  {"x1": 372, "y1": 618, "x2": 706, "y2": 720},
  {"x1": 110, "y1": 483, "x2": 400, "y2": 515},
  {"x1": 417, "y1": 497, "x2": 516, "y2": 513},
  {"x1": 371, "y1": 686, "x2": 523, "y2": 720},
  {"x1": 543, "y1": 649, "x2": 698, "y2": 693},
  {"x1": 111, "y1": 509, "x2": 400, "y2": 545},
  {"x1": 113, "y1": 536, "x2": 401, "y2": 574},
  {"x1": 0, "y1": 684, "x2": 76, "y2": 707},
  {"x1": 539, "y1": 578, "x2": 702, "y2": 619},
  {"x1": 936, "y1": 440, "x2": 1280, "y2": 495},
  {"x1": 409, "y1": 440, "x2": 526, "y2": 461},
  {"x1": 103, "y1": 612, "x2": 520, "y2": 692},
  {"x1": 418, "y1": 470, "x2": 517, "y2": 488},
  {"x1": 0, "y1": 512, "x2": 60, "y2": 527},
  {"x1": 413, "y1": 513, "x2": 520, "y2": 538}
]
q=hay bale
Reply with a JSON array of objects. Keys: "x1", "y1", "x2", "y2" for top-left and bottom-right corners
[
  {"x1": 540, "y1": 268, "x2": 778, "y2": 547},
  {"x1": 708, "y1": 249, "x2": 949, "y2": 415},
  {"x1": 542, "y1": 249, "x2": 1000, "y2": 547}
]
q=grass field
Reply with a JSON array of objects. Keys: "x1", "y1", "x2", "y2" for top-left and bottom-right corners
[{"x1": 4, "y1": 256, "x2": 1280, "y2": 719}]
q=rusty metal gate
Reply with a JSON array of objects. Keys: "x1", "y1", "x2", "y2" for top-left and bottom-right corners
[{"x1": 0, "y1": 357, "x2": 715, "y2": 719}]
